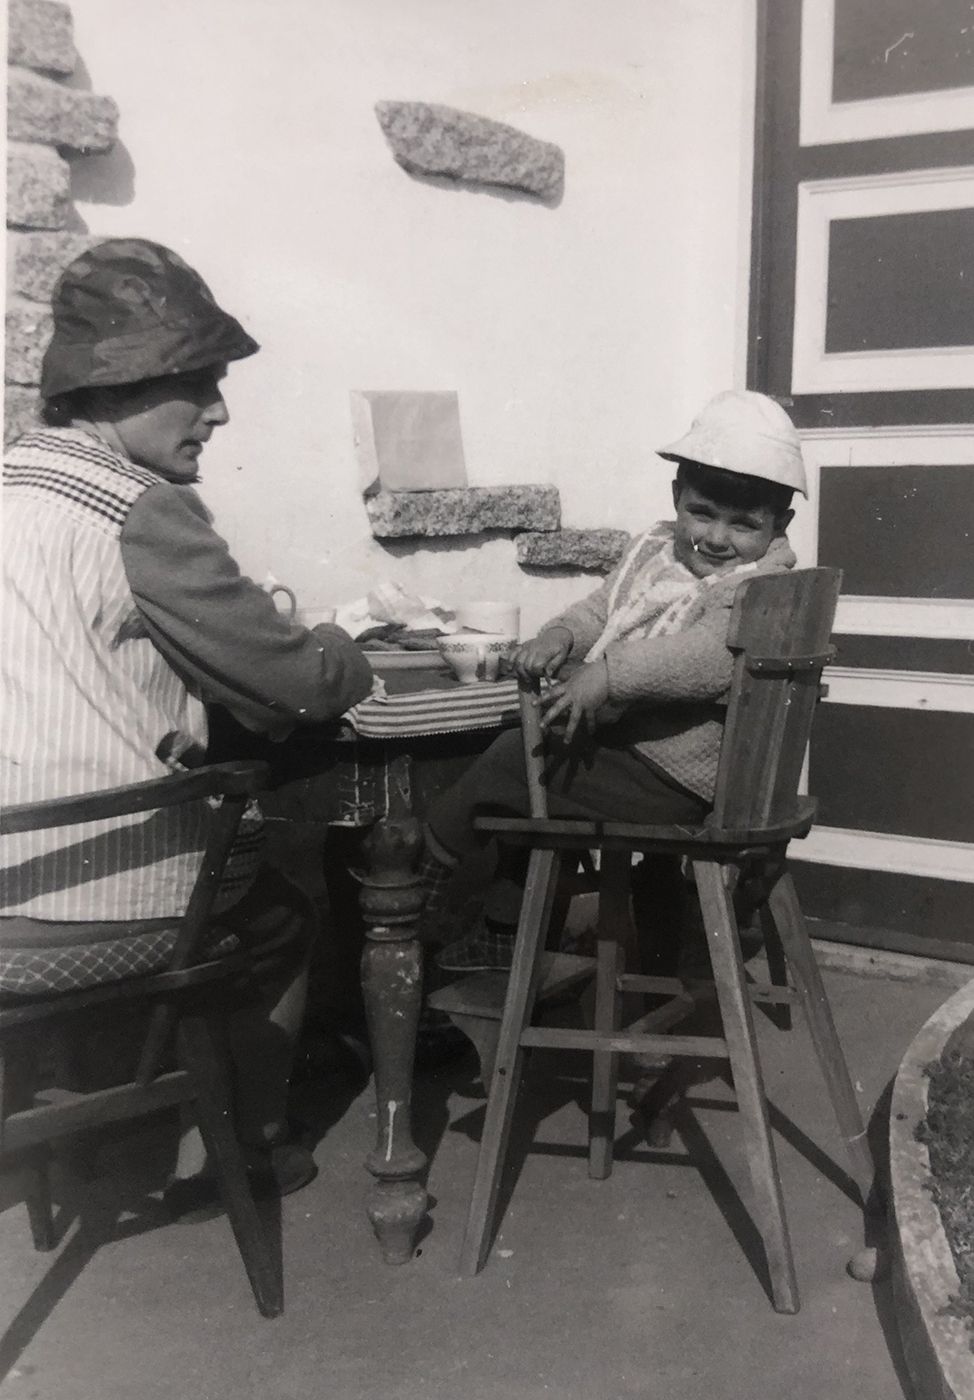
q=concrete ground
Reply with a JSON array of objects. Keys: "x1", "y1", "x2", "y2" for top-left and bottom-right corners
[{"x1": 0, "y1": 965, "x2": 956, "y2": 1400}]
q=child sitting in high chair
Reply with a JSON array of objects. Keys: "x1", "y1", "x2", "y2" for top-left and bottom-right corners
[{"x1": 420, "y1": 389, "x2": 807, "y2": 973}]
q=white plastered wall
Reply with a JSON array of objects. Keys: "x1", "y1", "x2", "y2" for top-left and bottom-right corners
[{"x1": 66, "y1": 0, "x2": 757, "y2": 635}]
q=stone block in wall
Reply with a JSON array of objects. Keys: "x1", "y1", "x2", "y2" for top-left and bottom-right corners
[
  {"x1": 7, "y1": 142, "x2": 71, "y2": 228},
  {"x1": 8, "y1": 0, "x2": 76, "y2": 76},
  {"x1": 515, "y1": 528, "x2": 631, "y2": 573},
  {"x1": 8, "y1": 69, "x2": 118, "y2": 152},
  {"x1": 375, "y1": 101, "x2": 564, "y2": 201},
  {"x1": 5, "y1": 385, "x2": 42, "y2": 444},
  {"x1": 366, "y1": 485, "x2": 561, "y2": 538},
  {"x1": 6, "y1": 302, "x2": 54, "y2": 386},
  {"x1": 9, "y1": 230, "x2": 93, "y2": 302}
]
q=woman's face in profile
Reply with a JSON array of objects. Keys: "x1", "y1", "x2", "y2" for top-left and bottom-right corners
[{"x1": 102, "y1": 366, "x2": 230, "y2": 482}]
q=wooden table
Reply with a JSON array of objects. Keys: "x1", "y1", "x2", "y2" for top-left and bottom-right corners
[{"x1": 208, "y1": 667, "x2": 520, "y2": 1263}]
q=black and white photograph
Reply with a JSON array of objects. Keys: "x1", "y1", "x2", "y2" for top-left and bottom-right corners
[{"x1": 2, "y1": 1, "x2": 973, "y2": 1395}]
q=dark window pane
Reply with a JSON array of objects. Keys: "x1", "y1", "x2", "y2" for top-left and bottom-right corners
[
  {"x1": 826, "y1": 209, "x2": 974, "y2": 353},
  {"x1": 831, "y1": 635, "x2": 974, "y2": 672},
  {"x1": 818, "y1": 463, "x2": 974, "y2": 597},
  {"x1": 833, "y1": 0, "x2": 974, "y2": 102},
  {"x1": 809, "y1": 705, "x2": 974, "y2": 842}
]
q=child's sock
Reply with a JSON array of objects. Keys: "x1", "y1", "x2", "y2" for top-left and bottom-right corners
[
  {"x1": 416, "y1": 849, "x2": 455, "y2": 915},
  {"x1": 436, "y1": 915, "x2": 517, "y2": 972},
  {"x1": 416, "y1": 825, "x2": 461, "y2": 941},
  {"x1": 435, "y1": 874, "x2": 523, "y2": 972}
]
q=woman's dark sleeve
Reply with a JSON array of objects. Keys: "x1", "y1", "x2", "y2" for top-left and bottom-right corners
[{"x1": 120, "y1": 482, "x2": 375, "y2": 731}]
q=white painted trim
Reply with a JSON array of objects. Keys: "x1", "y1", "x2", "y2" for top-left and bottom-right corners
[
  {"x1": 800, "y1": 0, "x2": 974, "y2": 146},
  {"x1": 825, "y1": 667, "x2": 974, "y2": 714},
  {"x1": 801, "y1": 424, "x2": 974, "y2": 445},
  {"x1": 835, "y1": 597, "x2": 974, "y2": 641},
  {"x1": 792, "y1": 168, "x2": 974, "y2": 394},
  {"x1": 793, "y1": 826, "x2": 974, "y2": 883}
]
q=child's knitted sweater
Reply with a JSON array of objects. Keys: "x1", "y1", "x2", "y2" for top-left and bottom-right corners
[{"x1": 545, "y1": 522, "x2": 796, "y2": 802}]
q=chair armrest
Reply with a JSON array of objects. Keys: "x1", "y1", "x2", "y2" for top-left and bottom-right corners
[{"x1": 0, "y1": 761, "x2": 271, "y2": 835}]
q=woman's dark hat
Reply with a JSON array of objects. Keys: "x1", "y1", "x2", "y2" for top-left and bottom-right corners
[{"x1": 40, "y1": 238, "x2": 259, "y2": 399}]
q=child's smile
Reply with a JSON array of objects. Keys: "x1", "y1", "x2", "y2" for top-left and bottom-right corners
[{"x1": 672, "y1": 482, "x2": 781, "y2": 579}]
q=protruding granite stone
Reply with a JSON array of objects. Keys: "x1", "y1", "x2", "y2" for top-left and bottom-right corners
[
  {"x1": 9, "y1": 231, "x2": 93, "y2": 302},
  {"x1": 375, "y1": 101, "x2": 564, "y2": 201},
  {"x1": 7, "y1": 143, "x2": 71, "y2": 228},
  {"x1": 4, "y1": 385, "x2": 42, "y2": 444},
  {"x1": 8, "y1": 69, "x2": 118, "y2": 152},
  {"x1": 6, "y1": 302, "x2": 54, "y2": 385},
  {"x1": 8, "y1": 0, "x2": 76, "y2": 76},
  {"x1": 367, "y1": 485, "x2": 560, "y2": 539},
  {"x1": 516, "y1": 528, "x2": 631, "y2": 573}
]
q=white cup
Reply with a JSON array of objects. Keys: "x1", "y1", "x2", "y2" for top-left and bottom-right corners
[
  {"x1": 454, "y1": 601, "x2": 520, "y2": 637},
  {"x1": 437, "y1": 630, "x2": 516, "y2": 684},
  {"x1": 297, "y1": 606, "x2": 337, "y2": 627},
  {"x1": 266, "y1": 585, "x2": 336, "y2": 629},
  {"x1": 267, "y1": 583, "x2": 297, "y2": 620}
]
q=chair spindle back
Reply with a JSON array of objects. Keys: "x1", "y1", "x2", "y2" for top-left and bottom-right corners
[{"x1": 709, "y1": 567, "x2": 841, "y2": 832}]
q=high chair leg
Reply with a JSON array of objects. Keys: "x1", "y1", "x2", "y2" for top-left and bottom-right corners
[
  {"x1": 766, "y1": 869, "x2": 874, "y2": 1205},
  {"x1": 589, "y1": 938, "x2": 624, "y2": 1179},
  {"x1": 460, "y1": 848, "x2": 560, "y2": 1278},
  {"x1": 758, "y1": 902, "x2": 793, "y2": 1032},
  {"x1": 693, "y1": 860, "x2": 799, "y2": 1315}
]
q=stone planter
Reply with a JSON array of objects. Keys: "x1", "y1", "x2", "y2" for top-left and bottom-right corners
[{"x1": 891, "y1": 978, "x2": 974, "y2": 1400}]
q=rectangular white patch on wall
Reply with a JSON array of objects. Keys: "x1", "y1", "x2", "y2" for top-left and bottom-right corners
[{"x1": 351, "y1": 390, "x2": 468, "y2": 496}]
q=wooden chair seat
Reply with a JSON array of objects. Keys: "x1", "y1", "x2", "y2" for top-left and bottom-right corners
[
  {"x1": 0, "y1": 760, "x2": 295, "y2": 1319},
  {"x1": 454, "y1": 567, "x2": 876, "y2": 1314},
  {"x1": 476, "y1": 795, "x2": 818, "y2": 851}
]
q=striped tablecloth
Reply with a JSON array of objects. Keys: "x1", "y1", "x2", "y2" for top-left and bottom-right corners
[{"x1": 345, "y1": 677, "x2": 520, "y2": 739}]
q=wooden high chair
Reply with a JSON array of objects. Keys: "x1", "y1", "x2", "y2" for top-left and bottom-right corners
[{"x1": 457, "y1": 567, "x2": 873, "y2": 1313}]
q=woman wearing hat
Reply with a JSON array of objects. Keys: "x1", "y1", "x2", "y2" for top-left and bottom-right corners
[{"x1": 1, "y1": 239, "x2": 375, "y2": 1209}]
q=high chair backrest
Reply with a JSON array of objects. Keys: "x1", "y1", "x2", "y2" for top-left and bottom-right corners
[{"x1": 709, "y1": 567, "x2": 841, "y2": 832}]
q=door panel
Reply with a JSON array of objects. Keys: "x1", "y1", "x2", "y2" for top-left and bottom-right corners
[{"x1": 750, "y1": 0, "x2": 974, "y2": 956}]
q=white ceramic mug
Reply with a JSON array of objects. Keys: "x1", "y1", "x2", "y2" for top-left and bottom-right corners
[
  {"x1": 454, "y1": 601, "x2": 520, "y2": 637},
  {"x1": 296, "y1": 605, "x2": 337, "y2": 627},
  {"x1": 268, "y1": 583, "x2": 297, "y2": 620},
  {"x1": 265, "y1": 587, "x2": 336, "y2": 629},
  {"x1": 436, "y1": 630, "x2": 516, "y2": 684}
]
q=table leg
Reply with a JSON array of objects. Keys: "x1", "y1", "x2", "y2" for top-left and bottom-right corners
[{"x1": 359, "y1": 815, "x2": 429, "y2": 1263}]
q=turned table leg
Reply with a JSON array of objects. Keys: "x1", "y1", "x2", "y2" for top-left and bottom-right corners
[{"x1": 359, "y1": 815, "x2": 429, "y2": 1263}]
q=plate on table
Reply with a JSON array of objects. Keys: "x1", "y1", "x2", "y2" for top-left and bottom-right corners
[{"x1": 366, "y1": 649, "x2": 449, "y2": 673}]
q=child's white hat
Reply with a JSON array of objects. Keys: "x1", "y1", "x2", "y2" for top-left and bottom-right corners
[{"x1": 658, "y1": 389, "x2": 808, "y2": 497}]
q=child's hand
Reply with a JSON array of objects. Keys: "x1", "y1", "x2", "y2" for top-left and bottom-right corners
[
  {"x1": 512, "y1": 626, "x2": 573, "y2": 682},
  {"x1": 540, "y1": 659, "x2": 610, "y2": 744}
]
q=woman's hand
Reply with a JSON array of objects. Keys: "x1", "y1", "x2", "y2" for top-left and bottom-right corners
[
  {"x1": 539, "y1": 658, "x2": 610, "y2": 744},
  {"x1": 512, "y1": 627, "x2": 573, "y2": 682}
]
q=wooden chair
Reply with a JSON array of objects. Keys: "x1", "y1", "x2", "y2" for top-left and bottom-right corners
[
  {"x1": 0, "y1": 760, "x2": 294, "y2": 1319},
  {"x1": 457, "y1": 567, "x2": 874, "y2": 1313}
]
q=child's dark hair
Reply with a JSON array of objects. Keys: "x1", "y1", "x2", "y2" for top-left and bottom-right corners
[{"x1": 675, "y1": 458, "x2": 794, "y2": 518}]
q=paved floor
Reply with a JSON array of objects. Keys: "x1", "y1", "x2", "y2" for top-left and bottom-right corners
[{"x1": 0, "y1": 966, "x2": 956, "y2": 1400}]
